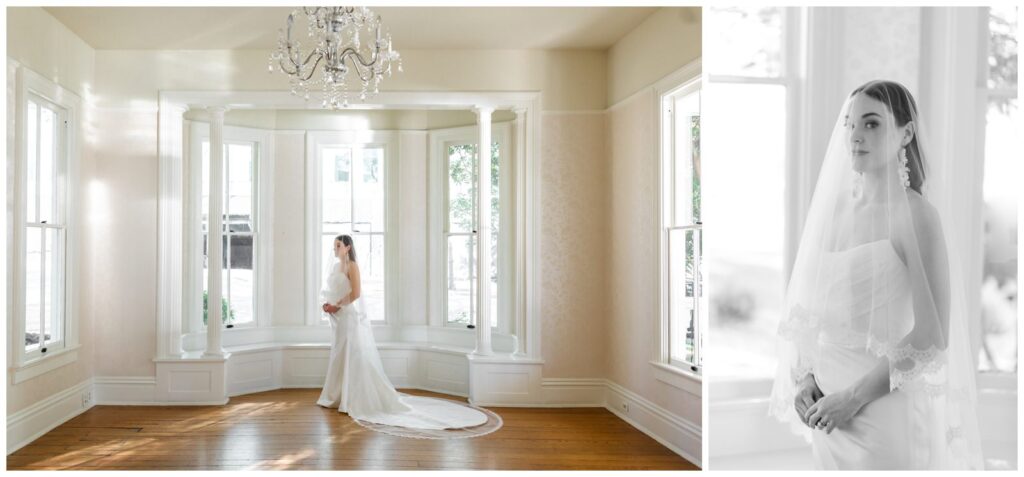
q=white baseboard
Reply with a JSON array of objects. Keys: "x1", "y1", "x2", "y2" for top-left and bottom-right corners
[
  {"x1": 93, "y1": 376, "x2": 157, "y2": 405},
  {"x1": 605, "y1": 380, "x2": 702, "y2": 468},
  {"x1": 540, "y1": 378, "x2": 606, "y2": 407},
  {"x1": 7, "y1": 378, "x2": 94, "y2": 455}
]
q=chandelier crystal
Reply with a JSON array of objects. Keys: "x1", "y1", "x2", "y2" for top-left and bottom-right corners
[{"x1": 268, "y1": 7, "x2": 402, "y2": 108}]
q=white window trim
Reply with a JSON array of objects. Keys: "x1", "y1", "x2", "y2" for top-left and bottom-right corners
[
  {"x1": 305, "y1": 130, "x2": 398, "y2": 326},
  {"x1": 185, "y1": 122, "x2": 274, "y2": 334},
  {"x1": 653, "y1": 59, "x2": 702, "y2": 378},
  {"x1": 427, "y1": 123, "x2": 513, "y2": 333},
  {"x1": 9, "y1": 64, "x2": 81, "y2": 376}
]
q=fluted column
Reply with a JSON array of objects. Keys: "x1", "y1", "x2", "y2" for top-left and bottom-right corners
[
  {"x1": 203, "y1": 106, "x2": 227, "y2": 358},
  {"x1": 473, "y1": 106, "x2": 494, "y2": 356},
  {"x1": 512, "y1": 107, "x2": 527, "y2": 357}
]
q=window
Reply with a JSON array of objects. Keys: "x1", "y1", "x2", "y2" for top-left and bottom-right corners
[
  {"x1": 978, "y1": 6, "x2": 1017, "y2": 373},
  {"x1": 445, "y1": 141, "x2": 500, "y2": 328},
  {"x1": 321, "y1": 144, "x2": 386, "y2": 322},
  {"x1": 186, "y1": 124, "x2": 271, "y2": 332},
  {"x1": 429, "y1": 123, "x2": 511, "y2": 332},
  {"x1": 705, "y1": 6, "x2": 791, "y2": 379},
  {"x1": 11, "y1": 65, "x2": 80, "y2": 377},
  {"x1": 306, "y1": 131, "x2": 395, "y2": 325},
  {"x1": 662, "y1": 85, "x2": 703, "y2": 372}
]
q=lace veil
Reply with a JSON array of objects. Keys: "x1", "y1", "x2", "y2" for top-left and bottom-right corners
[{"x1": 768, "y1": 80, "x2": 983, "y2": 468}]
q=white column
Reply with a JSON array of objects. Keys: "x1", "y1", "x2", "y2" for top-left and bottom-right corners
[
  {"x1": 474, "y1": 106, "x2": 494, "y2": 356},
  {"x1": 157, "y1": 103, "x2": 188, "y2": 359},
  {"x1": 204, "y1": 106, "x2": 227, "y2": 358},
  {"x1": 512, "y1": 107, "x2": 527, "y2": 357}
]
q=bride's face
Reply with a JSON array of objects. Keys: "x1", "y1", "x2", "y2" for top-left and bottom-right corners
[
  {"x1": 334, "y1": 239, "x2": 350, "y2": 259},
  {"x1": 845, "y1": 93, "x2": 899, "y2": 175}
]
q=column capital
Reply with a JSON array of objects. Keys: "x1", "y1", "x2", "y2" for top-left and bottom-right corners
[
  {"x1": 512, "y1": 107, "x2": 527, "y2": 118},
  {"x1": 474, "y1": 105, "x2": 495, "y2": 118},
  {"x1": 206, "y1": 105, "x2": 228, "y2": 118}
]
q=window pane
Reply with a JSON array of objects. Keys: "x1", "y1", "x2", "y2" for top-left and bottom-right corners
[
  {"x1": 706, "y1": 82, "x2": 787, "y2": 379},
  {"x1": 25, "y1": 227, "x2": 42, "y2": 351},
  {"x1": 674, "y1": 92, "x2": 701, "y2": 226},
  {"x1": 707, "y1": 7, "x2": 784, "y2": 77},
  {"x1": 980, "y1": 98, "x2": 1018, "y2": 372},
  {"x1": 988, "y1": 6, "x2": 1018, "y2": 89},
  {"x1": 323, "y1": 147, "x2": 351, "y2": 229},
  {"x1": 353, "y1": 234, "x2": 385, "y2": 322},
  {"x1": 227, "y1": 143, "x2": 253, "y2": 226},
  {"x1": 46, "y1": 228, "x2": 63, "y2": 344},
  {"x1": 447, "y1": 235, "x2": 475, "y2": 326},
  {"x1": 448, "y1": 144, "x2": 476, "y2": 234},
  {"x1": 200, "y1": 233, "x2": 236, "y2": 328},
  {"x1": 39, "y1": 106, "x2": 56, "y2": 224},
  {"x1": 322, "y1": 233, "x2": 339, "y2": 288},
  {"x1": 670, "y1": 228, "x2": 702, "y2": 366},
  {"x1": 227, "y1": 234, "x2": 254, "y2": 324},
  {"x1": 353, "y1": 147, "x2": 385, "y2": 233},
  {"x1": 26, "y1": 101, "x2": 37, "y2": 223},
  {"x1": 41, "y1": 226, "x2": 52, "y2": 347}
]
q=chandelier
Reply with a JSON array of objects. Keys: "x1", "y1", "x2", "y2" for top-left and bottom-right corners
[{"x1": 268, "y1": 7, "x2": 402, "y2": 108}]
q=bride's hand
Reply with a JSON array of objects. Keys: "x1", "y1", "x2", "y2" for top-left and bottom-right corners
[
  {"x1": 794, "y1": 375, "x2": 823, "y2": 427},
  {"x1": 322, "y1": 303, "x2": 340, "y2": 314},
  {"x1": 805, "y1": 389, "x2": 864, "y2": 434}
]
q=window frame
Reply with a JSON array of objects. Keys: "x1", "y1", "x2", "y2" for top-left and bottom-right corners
[
  {"x1": 185, "y1": 122, "x2": 274, "y2": 333},
  {"x1": 428, "y1": 123, "x2": 513, "y2": 333},
  {"x1": 10, "y1": 64, "x2": 81, "y2": 382},
  {"x1": 654, "y1": 61, "x2": 703, "y2": 384},
  {"x1": 305, "y1": 130, "x2": 398, "y2": 326}
]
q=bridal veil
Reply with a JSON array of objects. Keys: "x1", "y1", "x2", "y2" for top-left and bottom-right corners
[{"x1": 768, "y1": 80, "x2": 984, "y2": 468}]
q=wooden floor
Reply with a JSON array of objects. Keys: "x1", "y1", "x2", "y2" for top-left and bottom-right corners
[{"x1": 7, "y1": 388, "x2": 698, "y2": 470}]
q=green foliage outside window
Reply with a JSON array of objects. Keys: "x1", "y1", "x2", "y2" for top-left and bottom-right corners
[{"x1": 202, "y1": 290, "x2": 236, "y2": 326}]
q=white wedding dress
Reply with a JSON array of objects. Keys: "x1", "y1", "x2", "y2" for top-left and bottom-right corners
[
  {"x1": 316, "y1": 260, "x2": 488, "y2": 430},
  {"x1": 805, "y1": 240, "x2": 919, "y2": 468}
]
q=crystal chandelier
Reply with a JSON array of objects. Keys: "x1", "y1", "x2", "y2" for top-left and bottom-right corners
[{"x1": 268, "y1": 7, "x2": 402, "y2": 108}]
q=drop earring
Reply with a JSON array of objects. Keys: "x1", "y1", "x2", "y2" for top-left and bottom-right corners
[{"x1": 897, "y1": 147, "x2": 911, "y2": 189}]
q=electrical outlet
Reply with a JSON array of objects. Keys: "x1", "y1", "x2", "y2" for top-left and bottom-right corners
[
  {"x1": 621, "y1": 401, "x2": 629, "y2": 413},
  {"x1": 82, "y1": 390, "x2": 93, "y2": 407}
]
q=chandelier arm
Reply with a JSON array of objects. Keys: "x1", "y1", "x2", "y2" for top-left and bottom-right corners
[
  {"x1": 337, "y1": 45, "x2": 382, "y2": 69},
  {"x1": 336, "y1": 49, "x2": 375, "y2": 83},
  {"x1": 277, "y1": 57, "x2": 301, "y2": 76},
  {"x1": 300, "y1": 55, "x2": 324, "y2": 82}
]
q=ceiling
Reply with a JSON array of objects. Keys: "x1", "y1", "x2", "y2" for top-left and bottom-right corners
[{"x1": 42, "y1": 7, "x2": 662, "y2": 50}]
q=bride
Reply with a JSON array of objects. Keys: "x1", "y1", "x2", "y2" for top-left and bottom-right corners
[
  {"x1": 769, "y1": 80, "x2": 984, "y2": 469},
  {"x1": 317, "y1": 234, "x2": 488, "y2": 430}
]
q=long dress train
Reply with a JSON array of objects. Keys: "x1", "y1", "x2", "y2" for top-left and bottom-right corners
[{"x1": 316, "y1": 260, "x2": 488, "y2": 430}]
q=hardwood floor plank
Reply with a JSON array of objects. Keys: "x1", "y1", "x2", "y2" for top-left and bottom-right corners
[{"x1": 8, "y1": 388, "x2": 698, "y2": 470}]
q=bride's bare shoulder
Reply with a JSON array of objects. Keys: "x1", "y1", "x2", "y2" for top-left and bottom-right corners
[
  {"x1": 906, "y1": 190, "x2": 940, "y2": 225},
  {"x1": 901, "y1": 191, "x2": 945, "y2": 249}
]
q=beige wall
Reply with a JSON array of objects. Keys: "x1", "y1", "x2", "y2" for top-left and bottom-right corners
[
  {"x1": 606, "y1": 90, "x2": 699, "y2": 424},
  {"x1": 539, "y1": 112, "x2": 609, "y2": 378},
  {"x1": 6, "y1": 8, "x2": 97, "y2": 415},
  {"x1": 607, "y1": 7, "x2": 701, "y2": 107}
]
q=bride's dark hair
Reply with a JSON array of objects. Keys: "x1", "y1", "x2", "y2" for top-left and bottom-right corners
[
  {"x1": 849, "y1": 80, "x2": 925, "y2": 194},
  {"x1": 336, "y1": 234, "x2": 357, "y2": 262}
]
